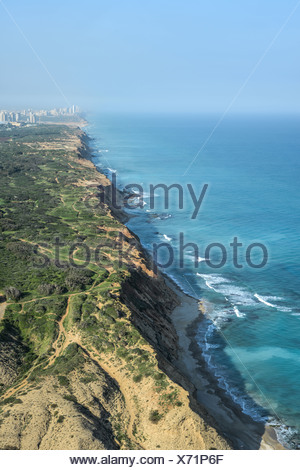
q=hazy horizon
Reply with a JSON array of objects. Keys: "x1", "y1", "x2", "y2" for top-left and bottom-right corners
[{"x1": 0, "y1": 0, "x2": 299, "y2": 114}]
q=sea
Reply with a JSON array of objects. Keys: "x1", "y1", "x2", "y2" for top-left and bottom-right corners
[{"x1": 87, "y1": 112, "x2": 300, "y2": 448}]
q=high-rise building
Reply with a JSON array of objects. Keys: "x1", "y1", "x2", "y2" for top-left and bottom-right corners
[
  {"x1": 29, "y1": 112, "x2": 36, "y2": 123},
  {"x1": 0, "y1": 111, "x2": 6, "y2": 122}
]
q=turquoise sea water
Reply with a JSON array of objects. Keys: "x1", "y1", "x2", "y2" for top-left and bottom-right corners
[{"x1": 87, "y1": 113, "x2": 300, "y2": 447}]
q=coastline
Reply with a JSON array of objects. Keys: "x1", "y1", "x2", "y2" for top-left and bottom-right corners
[
  {"x1": 0, "y1": 123, "x2": 231, "y2": 450},
  {"x1": 168, "y1": 280, "x2": 285, "y2": 450},
  {"x1": 81, "y1": 123, "x2": 285, "y2": 450},
  {"x1": 82, "y1": 126, "x2": 285, "y2": 450},
  {"x1": 0, "y1": 121, "x2": 287, "y2": 450}
]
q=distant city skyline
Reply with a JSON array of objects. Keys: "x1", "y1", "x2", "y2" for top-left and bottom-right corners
[
  {"x1": 0, "y1": 0, "x2": 299, "y2": 113},
  {"x1": 0, "y1": 106, "x2": 80, "y2": 124}
]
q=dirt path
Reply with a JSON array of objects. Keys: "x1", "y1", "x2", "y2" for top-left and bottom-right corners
[
  {"x1": 49, "y1": 292, "x2": 140, "y2": 447},
  {"x1": 48, "y1": 291, "x2": 140, "y2": 447},
  {"x1": 1, "y1": 378, "x2": 29, "y2": 401},
  {"x1": 0, "y1": 302, "x2": 7, "y2": 320},
  {"x1": 48, "y1": 293, "x2": 78, "y2": 366},
  {"x1": 0, "y1": 353, "x2": 50, "y2": 401},
  {"x1": 0, "y1": 288, "x2": 141, "y2": 449}
]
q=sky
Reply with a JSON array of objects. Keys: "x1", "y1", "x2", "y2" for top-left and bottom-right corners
[{"x1": 0, "y1": 0, "x2": 299, "y2": 113}]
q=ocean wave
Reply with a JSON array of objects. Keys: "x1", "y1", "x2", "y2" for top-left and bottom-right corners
[
  {"x1": 199, "y1": 312, "x2": 300, "y2": 447},
  {"x1": 254, "y1": 293, "x2": 292, "y2": 312},
  {"x1": 254, "y1": 293, "x2": 277, "y2": 307},
  {"x1": 163, "y1": 234, "x2": 172, "y2": 242},
  {"x1": 197, "y1": 273, "x2": 256, "y2": 307},
  {"x1": 267, "y1": 419, "x2": 298, "y2": 448},
  {"x1": 149, "y1": 213, "x2": 172, "y2": 220},
  {"x1": 185, "y1": 254, "x2": 207, "y2": 264},
  {"x1": 196, "y1": 273, "x2": 228, "y2": 288},
  {"x1": 196, "y1": 273, "x2": 230, "y2": 284},
  {"x1": 199, "y1": 327, "x2": 297, "y2": 445},
  {"x1": 233, "y1": 306, "x2": 245, "y2": 318},
  {"x1": 142, "y1": 192, "x2": 160, "y2": 198},
  {"x1": 198, "y1": 275, "x2": 292, "y2": 314},
  {"x1": 196, "y1": 275, "x2": 215, "y2": 291},
  {"x1": 127, "y1": 194, "x2": 147, "y2": 206},
  {"x1": 196, "y1": 322, "x2": 266, "y2": 423},
  {"x1": 200, "y1": 304, "x2": 238, "y2": 329}
]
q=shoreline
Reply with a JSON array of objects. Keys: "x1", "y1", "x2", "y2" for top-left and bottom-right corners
[
  {"x1": 0, "y1": 123, "x2": 232, "y2": 450},
  {"x1": 80, "y1": 123, "x2": 285, "y2": 450},
  {"x1": 168, "y1": 279, "x2": 285, "y2": 450}
]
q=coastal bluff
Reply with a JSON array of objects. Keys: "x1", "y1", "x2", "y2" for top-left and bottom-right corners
[{"x1": 0, "y1": 124, "x2": 230, "y2": 450}]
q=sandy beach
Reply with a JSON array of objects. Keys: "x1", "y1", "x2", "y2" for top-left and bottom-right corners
[{"x1": 167, "y1": 279, "x2": 285, "y2": 450}]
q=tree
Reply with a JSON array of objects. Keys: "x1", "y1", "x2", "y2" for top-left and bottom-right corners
[
  {"x1": 37, "y1": 283, "x2": 54, "y2": 296},
  {"x1": 5, "y1": 287, "x2": 21, "y2": 301}
]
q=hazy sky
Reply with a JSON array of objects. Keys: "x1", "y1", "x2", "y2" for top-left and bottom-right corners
[{"x1": 0, "y1": 0, "x2": 299, "y2": 112}]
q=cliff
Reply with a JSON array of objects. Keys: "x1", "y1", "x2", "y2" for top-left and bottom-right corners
[{"x1": 0, "y1": 124, "x2": 231, "y2": 450}]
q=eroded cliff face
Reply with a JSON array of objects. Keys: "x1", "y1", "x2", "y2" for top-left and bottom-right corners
[
  {"x1": 0, "y1": 325, "x2": 29, "y2": 388},
  {"x1": 0, "y1": 125, "x2": 231, "y2": 450},
  {"x1": 120, "y1": 270, "x2": 179, "y2": 361},
  {"x1": 0, "y1": 350, "x2": 123, "y2": 450}
]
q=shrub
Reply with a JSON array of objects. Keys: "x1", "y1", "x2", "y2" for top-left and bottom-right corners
[
  {"x1": 79, "y1": 373, "x2": 97, "y2": 384},
  {"x1": 54, "y1": 285, "x2": 66, "y2": 295},
  {"x1": 6, "y1": 241, "x2": 32, "y2": 259},
  {"x1": 149, "y1": 410, "x2": 162, "y2": 424},
  {"x1": 63, "y1": 394, "x2": 77, "y2": 403},
  {"x1": 65, "y1": 268, "x2": 93, "y2": 291},
  {"x1": 5, "y1": 287, "x2": 21, "y2": 301},
  {"x1": 34, "y1": 305, "x2": 46, "y2": 315},
  {"x1": 37, "y1": 284, "x2": 54, "y2": 296},
  {"x1": 57, "y1": 375, "x2": 69, "y2": 387},
  {"x1": 133, "y1": 374, "x2": 143, "y2": 383}
]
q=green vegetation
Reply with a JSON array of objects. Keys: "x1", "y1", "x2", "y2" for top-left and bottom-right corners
[
  {"x1": 79, "y1": 373, "x2": 98, "y2": 384},
  {"x1": 149, "y1": 410, "x2": 163, "y2": 424},
  {"x1": 0, "y1": 124, "x2": 181, "y2": 436},
  {"x1": 0, "y1": 125, "x2": 130, "y2": 377},
  {"x1": 63, "y1": 394, "x2": 77, "y2": 403},
  {"x1": 0, "y1": 396, "x2": 23, "y2": 406}
]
